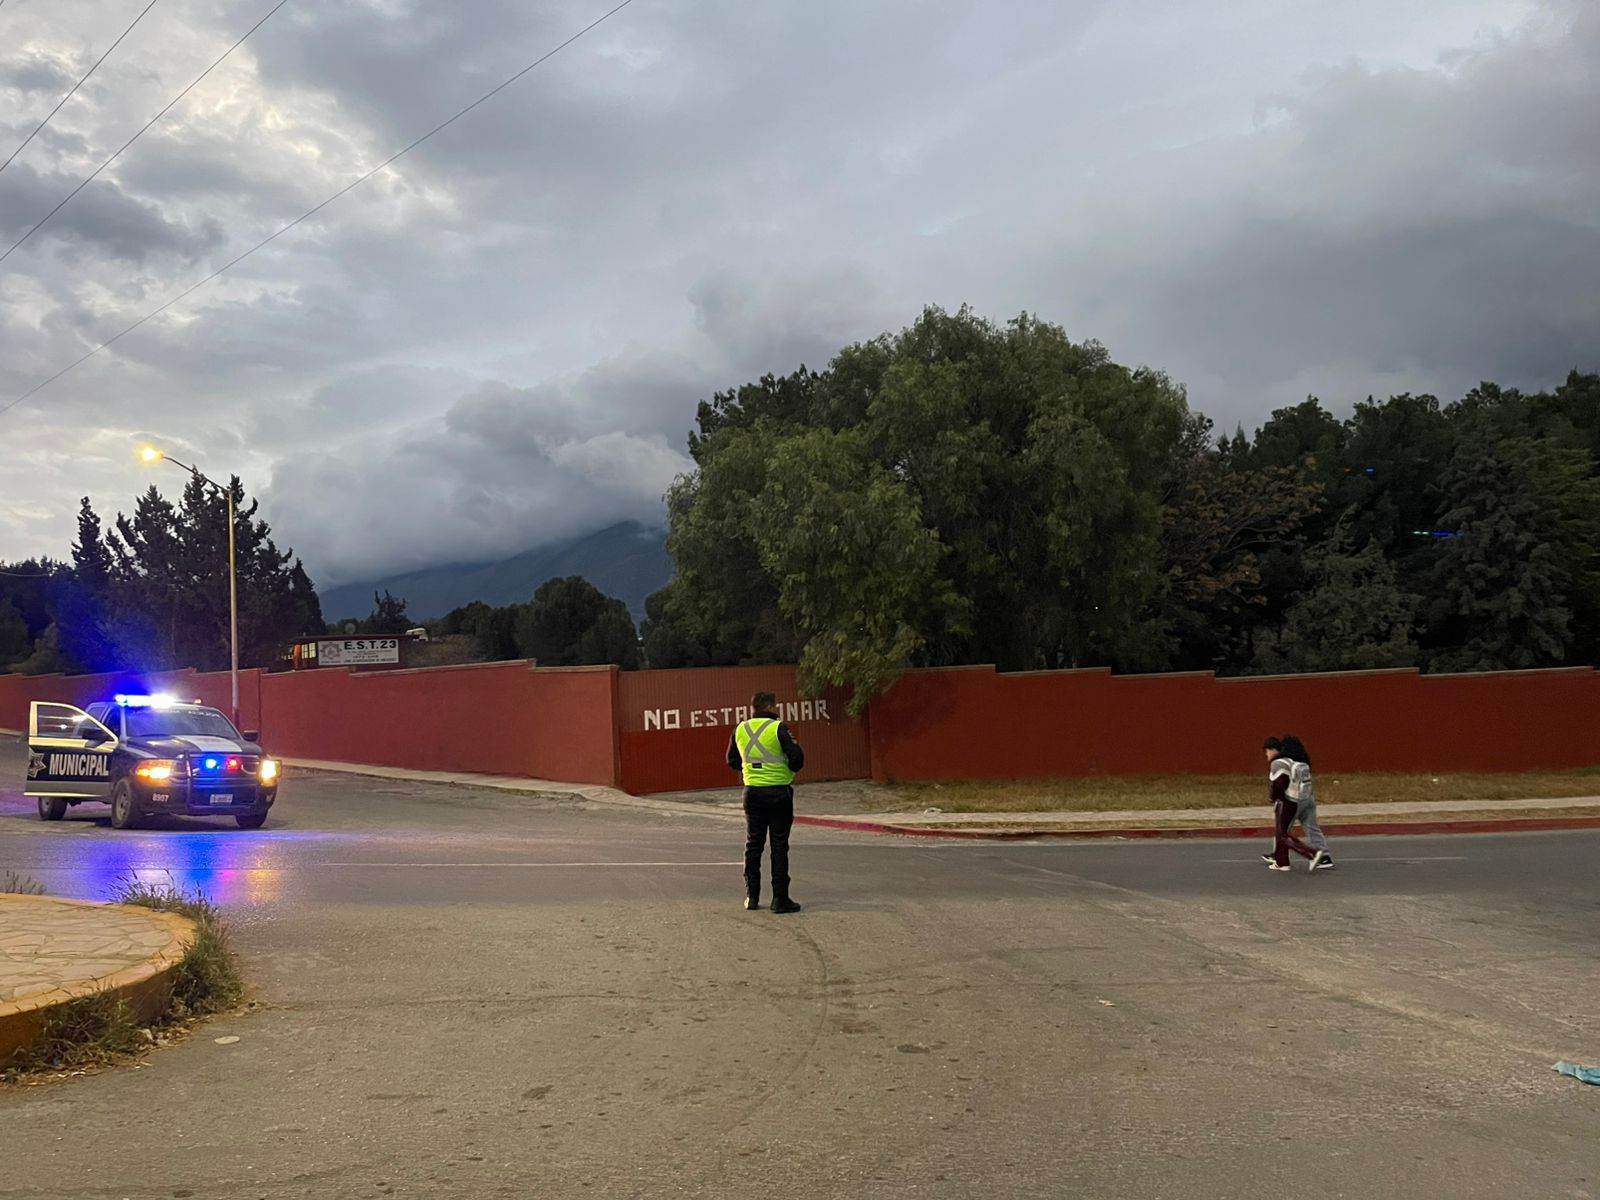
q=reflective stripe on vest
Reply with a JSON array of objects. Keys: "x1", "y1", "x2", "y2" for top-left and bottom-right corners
[
  {"x1": 736, "y1": 718, "x2": 793, "y2": 785},
  {"x1": 739, "y1": 718, "x2": 778, "y2": 767}
]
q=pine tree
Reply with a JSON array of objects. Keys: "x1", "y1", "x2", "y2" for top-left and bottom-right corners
[
  {"x1": 363, "y1": 591, "x2": 412, "y2": 636},
  {"x1": 1423, "y1": 436, "x2": 1591, "y2": 670},
  {"x1": 54, "y1": 498, "x2": 120, "y2": 671},
  {"x1": 1256, "y1": 525, "x2": 1418, "y2": 672}
]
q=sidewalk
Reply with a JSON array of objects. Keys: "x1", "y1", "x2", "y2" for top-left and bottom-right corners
[
  {"x1": 793, "y1": 794, "x2": 1600, "y2": 840},
  {"x1": 0, "y1": 894, "x2": 195, "y2": 1064},
  {"x1": 282, "y1": 757, "x2": 1600, "y2": 840}
]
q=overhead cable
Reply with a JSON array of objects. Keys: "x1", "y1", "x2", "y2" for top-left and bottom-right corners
[
  {"x1": 1, "y1": 0, "x2": 292, "y2": 265},
  {"x1": 0, "y1": 0, "x2": 163, "y2": 176},
  {"x1": 0, "y1": 0, "x2": 639, "y2": 419}
]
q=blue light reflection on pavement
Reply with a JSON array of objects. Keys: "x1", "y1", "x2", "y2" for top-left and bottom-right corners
[
  {"x1": 64, "y1": 830, "x2": 288, "y2": 906},
  {"x1": 1, "y1": 790, "x2": 353, "y2": 906}
]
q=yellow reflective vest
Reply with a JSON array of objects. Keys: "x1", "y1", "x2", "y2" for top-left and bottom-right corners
[{"x1": 734, "y1": 717, "x2": 795, "y2": 787}]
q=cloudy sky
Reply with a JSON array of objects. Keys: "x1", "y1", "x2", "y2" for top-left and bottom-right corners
[{"x1": 1, "y1": 0, "x2": 1595, "y2": 586}]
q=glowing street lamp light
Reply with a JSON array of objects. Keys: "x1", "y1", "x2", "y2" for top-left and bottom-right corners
[{"x1": 138, "y1": 444, "x2": 240, "y2": 722}]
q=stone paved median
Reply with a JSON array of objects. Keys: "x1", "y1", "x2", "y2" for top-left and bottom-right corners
[{"x1": 0, "y1": 894, "x2": 196, "y2": 1065}]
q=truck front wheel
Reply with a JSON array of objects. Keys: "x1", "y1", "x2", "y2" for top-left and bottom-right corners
[{"x1": 109, "y1": 781, "x2": 141, "y2": 830}]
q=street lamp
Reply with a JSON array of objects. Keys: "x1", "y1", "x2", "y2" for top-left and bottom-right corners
[{"x1": 138, "y1": 445, "x2": 240, "y2": 723}]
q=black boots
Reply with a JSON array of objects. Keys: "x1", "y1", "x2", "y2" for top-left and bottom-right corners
[{"x1": 744, "y1": 893, "x2": 801, "y2": 913}]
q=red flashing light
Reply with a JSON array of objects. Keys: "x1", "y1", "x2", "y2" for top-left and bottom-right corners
[{"x1": 226, "y1": 757, "x2": 242, "y2": 772}]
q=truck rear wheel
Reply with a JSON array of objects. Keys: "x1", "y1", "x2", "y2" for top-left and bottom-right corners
[
  {"x1": 37, "y1": 796, "x2": 68, "y2": 821},
  {"x1": 235, "y1": 812, "x2": 267, "y2": 830}
]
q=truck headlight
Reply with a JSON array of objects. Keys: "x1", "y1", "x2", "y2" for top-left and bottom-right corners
[
  {"x1": 135, "y1": 760, "x2": 176, "y2": 782},
  {"x1": 259, "y1": 758, "x2": 280, "y2": 784}
]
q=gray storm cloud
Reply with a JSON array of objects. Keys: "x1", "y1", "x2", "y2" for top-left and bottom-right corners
[{"x1": 0, "y1": 0, "x2": 1594, "y2": 587}]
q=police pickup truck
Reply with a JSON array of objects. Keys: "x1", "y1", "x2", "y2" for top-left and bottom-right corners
[{"x1": 24, "y1": 694, "x2": 279, "y2": 830}]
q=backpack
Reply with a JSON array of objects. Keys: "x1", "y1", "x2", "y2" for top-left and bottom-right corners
[{"x1": 1288, "y1": 761, "x2": 1314, "y2": 803}]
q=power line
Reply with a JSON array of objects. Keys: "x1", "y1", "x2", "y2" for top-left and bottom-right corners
[
  {"x1": 0, "y1": 0, "x2": 163, "y2": 176},
  {"x1": 0, "y1": 0, "x2": 639, "y2": 420},
  {"x1": 1, "y1": 0, "x2": 292, "y2": 265}
]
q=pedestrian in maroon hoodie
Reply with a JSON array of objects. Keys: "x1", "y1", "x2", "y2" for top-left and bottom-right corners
[{"x1": 1261, "y1": 736, "x2": 1318, "y2": 871}]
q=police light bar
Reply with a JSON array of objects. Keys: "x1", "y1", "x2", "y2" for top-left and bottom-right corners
[{"x1": 114, "y1": 692, "x2": 179, "y2": 708}]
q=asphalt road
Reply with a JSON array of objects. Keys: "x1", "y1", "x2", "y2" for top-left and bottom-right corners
[{"x1": 2, "y1": 739, "x2": 1598, "y2": 1200}]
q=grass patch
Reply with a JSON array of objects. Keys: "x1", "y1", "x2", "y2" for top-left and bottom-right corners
[
  {"x1": 3, "y1": 879, "x2": 247, "y2": 1083},
  {"x1": 887, "y1": 768, "x2": 1600, "y2": 814},
  {"x1": 113, "y1": 879, "x2": 245, "y2": 1018},
  {"x1": 5, "y1": 992, "x2": 147, "y2": 1076},
  {"x1": 2, "y1": 871, "x2": 46, "y2": 895}
]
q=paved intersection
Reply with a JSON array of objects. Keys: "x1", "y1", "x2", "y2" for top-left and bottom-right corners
[{"x1": 2, "y1": 740, "x2": 1598, "y2": 1199}]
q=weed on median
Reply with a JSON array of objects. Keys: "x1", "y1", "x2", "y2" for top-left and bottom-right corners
[
  {"x1": 2, "y1": 871, "x2": 46, "y2": 895},
  {"x1": 113, "y1": 879, "x2": 246, "y2": 1018},
  {"x1": 2, "y1": 879, "x2": 249, "y2": 1085}
]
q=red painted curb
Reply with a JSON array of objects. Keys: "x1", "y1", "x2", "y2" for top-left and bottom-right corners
[{"x1": 793, "y1": 813, "x2": 1600, "y2": 841}]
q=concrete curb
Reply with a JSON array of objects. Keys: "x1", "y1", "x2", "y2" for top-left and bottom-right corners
[
  {"x1": 0, "y1": 895, "x2": 196, "y2": 1067},
  {"x1": 794, "y1": 813, "x2": 1600, "y2": 841},
  {"x1": 268, "y1": 756, "x2": 1600, "y2": 839}
]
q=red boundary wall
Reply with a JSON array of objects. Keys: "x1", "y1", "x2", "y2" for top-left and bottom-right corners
[
  {"x1": 867, "y1": 664, "x2": 1600, "y2": 782},
  {"x1": 616, "y1": 666, "x2": 868, "y2": 794},
  {"x1": 0, "y1": 661, "x2": 619, "y2": 786},
  {"x1": 3, "y1": 660, "x2": 1598, "y2": 793}
]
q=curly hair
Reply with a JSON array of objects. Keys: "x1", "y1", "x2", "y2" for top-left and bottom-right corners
[{"x1": 1279, "y1": 735, "x2": 1312, "y2": 766}]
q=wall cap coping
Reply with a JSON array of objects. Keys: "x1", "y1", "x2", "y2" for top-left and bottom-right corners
[{"x1": 1218, "y1": 667, "x2": 1422, "y2": 683}]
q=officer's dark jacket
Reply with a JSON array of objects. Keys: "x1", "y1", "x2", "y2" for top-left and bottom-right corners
[{"x1": 726, "y1": 716, "x2": 805, "y2": 775}]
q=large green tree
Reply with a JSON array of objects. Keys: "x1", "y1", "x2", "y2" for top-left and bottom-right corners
[{"x1": 651, "y1": 307, "x2": 1190, "y2": 703}]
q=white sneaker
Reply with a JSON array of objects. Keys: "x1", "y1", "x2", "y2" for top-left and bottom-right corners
[
  {"x1": 1310, "y1": 850, "x2": 1330, "y2": 872},
  {"x1": 1266, "y1": 861, "x2": 1291, "y2": 872}
]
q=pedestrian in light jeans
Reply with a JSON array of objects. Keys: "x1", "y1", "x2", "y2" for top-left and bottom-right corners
[{"x1": 1280, "y1": 734, "x2": 1333, "y2": 869}]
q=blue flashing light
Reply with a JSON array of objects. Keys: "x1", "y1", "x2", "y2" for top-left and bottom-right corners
[
  {"x1": 115, "y1": 692, "x2": 178, "y2": 708},
  {"x1": 203, "y1": 757, "x2": 220, "y2": 771}
]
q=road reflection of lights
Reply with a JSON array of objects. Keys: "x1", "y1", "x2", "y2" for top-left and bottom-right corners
[{"x1": 68, "y1": 828, "x2": 287, "y2": 906}]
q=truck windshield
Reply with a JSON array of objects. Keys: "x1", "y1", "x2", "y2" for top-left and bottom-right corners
[{"x1": 125, "y1": 707, "x2": 242, "y2": 741}]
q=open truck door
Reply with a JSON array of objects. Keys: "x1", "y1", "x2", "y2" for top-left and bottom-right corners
[{"x1": 25, "y1": 702, "x2": 118, "y2": 808}]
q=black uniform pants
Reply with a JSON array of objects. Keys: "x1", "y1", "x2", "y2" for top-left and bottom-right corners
[{"x1": 743, "y1": 784, "x2": 794, "y2": 900}]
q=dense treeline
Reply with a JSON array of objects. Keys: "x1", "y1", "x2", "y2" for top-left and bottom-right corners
[
  {"x1": 642, "y1": 306, "x2": 1600, "y2": 706},
  {"x1": 8, "y1": 306, "x2": 1595, "y2": 691},
  {"x1": 1, "y1": 480, "x2": 324, "y2": 675}
]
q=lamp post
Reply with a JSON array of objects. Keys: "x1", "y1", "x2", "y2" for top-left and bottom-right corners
[{"x1": 139, "y1": 446, "x2": 239, "y2": 723}]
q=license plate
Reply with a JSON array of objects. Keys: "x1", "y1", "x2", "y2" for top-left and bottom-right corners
[{"x1": 208, "y1": 793, "x2": 234, "y2": 806}]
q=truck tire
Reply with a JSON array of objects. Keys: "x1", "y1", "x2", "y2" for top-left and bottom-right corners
[
  {"x1": 38, "y1": 796, "x2": 68, "y2": 821},
  {"x1": 234, "y1": 812, "x2": 267, "y2": 830},
  {"x1": 109, "y1": 780, "x2": 141, "y2": 830}
]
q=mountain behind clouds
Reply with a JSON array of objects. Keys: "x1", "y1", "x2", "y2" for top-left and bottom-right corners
[{"x1": 318, "y1": 521, "x2": 672, "y2": 624}]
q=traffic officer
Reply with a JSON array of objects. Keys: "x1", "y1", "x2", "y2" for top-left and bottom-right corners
[{"x1": 726, "y1": 691, "x2": 805, "y2": 913}]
